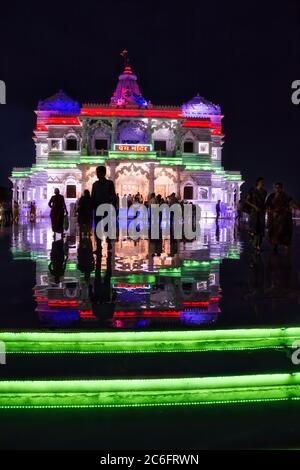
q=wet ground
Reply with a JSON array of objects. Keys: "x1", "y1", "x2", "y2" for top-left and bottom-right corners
[{"x1": 1, "y1": 218, "x2": 300, "y2": 449}]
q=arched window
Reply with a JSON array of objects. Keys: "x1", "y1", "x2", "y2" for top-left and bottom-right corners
[
  {"x1": 66, "y1": 138, "x2": 78, "y2": 151},
  {"x1": 183, "y1": 141, "x2": 194, "y2": 153},
  {"x1": 183, "y1": 185, "x2": 194, "y2": 200}
]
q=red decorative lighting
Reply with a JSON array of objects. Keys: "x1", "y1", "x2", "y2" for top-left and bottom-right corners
[
  {"x1": 79, "y1": 310, "x2": 97, "y2": 320},
  {"x1": 211, "y1": 128, "x2": 223, "y2": 135},
  {"x1": 181, "y1": 301, "x2": 209, "y2": 307},
  {"x1": 48, "y1": 300, "x2": 79, "y2": 307},
  {"x1": 35, "y1": 124, "x2": 48, "y2": 132},
  {"x1": 182, "y1": 119, "x2": 212, "y2": 128},
  {"x1": 115, "y1": 283, "x2": 149, "y2": 289},
  {"x1": 114, "y1": 310, "x2": 181, "y2": 317},
  {"x1": 47, "y1": 117, "x2": 80, "y2": 125},
  {"x1": 81, "y1": 107, "x2": 183, "y2": 119},
  {"x1": 35, "y1": 296, "x2": 48, "y2": 302}
]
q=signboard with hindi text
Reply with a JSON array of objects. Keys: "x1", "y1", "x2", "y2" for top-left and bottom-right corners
[{"x1": 113, "y1": 143, "x2": 152, "y2": 152}]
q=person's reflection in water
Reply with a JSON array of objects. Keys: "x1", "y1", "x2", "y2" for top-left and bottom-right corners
[
  {"x1": 48, "y1": 238, "x2": 68, "y2": 284},
  {"x1": 89, "y1": 249, "x2": 116, "y2": 324},
  {"x1": 244, "y1": 253, "x2": 265, "y2": 316},
  {"x1": 215, "y1": 220, "x2": 220, "y2": 243},
  {"x1": 169, "y1": 233, "x2": 179, "y2": 257},
  {"x1": 77, "y1": 237, "x2": 94, "y2": 283}
]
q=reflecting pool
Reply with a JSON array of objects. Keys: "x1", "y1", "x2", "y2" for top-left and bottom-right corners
[{"x1": 1, "y1": 218, "x2": 300, "y2": 331}]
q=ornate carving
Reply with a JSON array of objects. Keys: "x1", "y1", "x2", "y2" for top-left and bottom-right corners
[
  {"x1": 155, "y1": 168, "x2": 177, "y2": 182},
  {"x1": 116, "y1": 163, "x2": 149, "y2": 178}
]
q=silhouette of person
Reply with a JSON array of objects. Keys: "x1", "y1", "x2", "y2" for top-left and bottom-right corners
[
  {"x1": 77, "y1": 237, "x2": 94, "y2": 283},
  {"x1": 89, "y1": 250, "x2": 116, "y2": 323},
  {"x1": 48, "y1": 238, "x2": 68, "y2": 284}
]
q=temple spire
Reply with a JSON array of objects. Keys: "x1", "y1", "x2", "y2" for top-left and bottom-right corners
[{"x1": 110, "y1": 51, "x2": 148, "y2": 108}]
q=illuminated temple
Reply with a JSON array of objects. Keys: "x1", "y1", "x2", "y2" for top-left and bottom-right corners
[{"x1": 10, "y1": 60, "x2": 243, "y2": 217}]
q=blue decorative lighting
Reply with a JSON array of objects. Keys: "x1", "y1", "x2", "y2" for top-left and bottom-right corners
[
  {"x1": 38, "y1": 90, "x2": 80, "y2": 114},
  {"x1": 182, "y1": 94, "x2": 221, "y2": 117}
]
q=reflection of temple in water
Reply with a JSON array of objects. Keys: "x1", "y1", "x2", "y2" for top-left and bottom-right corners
[{"x1": 10, "y1": 220, "x2": 242, "y2": 329}]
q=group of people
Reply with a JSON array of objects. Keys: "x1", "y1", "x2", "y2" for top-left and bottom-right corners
[
  {"x1": 48, "y1": 165, "x2": 189, "y2": 241},
  {"x1": 245, "y1": 177, "x2": 299, "y2": 253},
  {"x1": 47, "y1": 168, "x2": 299, "y2": 254},
  {"x1": 0, "y1": 200, "x2": 21, "y2": 226},
  {"x1": 0, "y1": 201, "x2": 12, "y2": 227}
]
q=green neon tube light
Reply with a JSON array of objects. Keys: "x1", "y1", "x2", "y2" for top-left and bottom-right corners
[
  {"x1": 0, "y1": 373, "x2": 300, "y2": 408},
  {"x1": 111, "y1": 274, "x2": 157, "y2": 284},
  {"x1": 1, "y1": 326, "x2": 300, "y2": 354}
]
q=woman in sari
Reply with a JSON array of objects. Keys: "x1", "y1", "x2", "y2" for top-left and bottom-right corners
[
  {"x1": 266, "y1": 182, "x2": 299, "y2": 251},
  {"x1": 48, "y1": 188, "x2": 68, "y2": 238}
]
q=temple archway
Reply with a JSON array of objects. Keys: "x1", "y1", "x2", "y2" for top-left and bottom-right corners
[
  {"x1": 115, "y1": 163, "x2": 149, "y2": 198},
  {"x1": 154, "y1": 168, "x2": 177, "y2": 199}
]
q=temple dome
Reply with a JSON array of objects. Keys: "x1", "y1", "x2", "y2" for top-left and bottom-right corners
[
  {"x1": 182, "y1": 94, "x2": 221, "y2": 117},
  {"x1": 110, "y1": 63, "x2": 148, "y2": 108},
  {"x1": 37, "y1": 90, "x2": 80, "y2": 114}
]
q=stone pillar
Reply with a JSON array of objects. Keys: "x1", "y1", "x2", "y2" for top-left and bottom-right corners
[
  {"x1": 175, "y1": 121, "x2": 183, "y2": 153},
  {"x1": 108, "y1": 160, "x2": 117, "y2": 183},
  {"x1": 147, "y1": 118, "x2": 153, "y2": 145},
  {"x1": 13, "y1": 181, "x2": 17, "y2": 202},
  {"x1": 176, "y1": 167, "x2": 181, "y2": 199},
  {"x1": 111, "y1": 118, "x2": 117, "y2": 149},
  {"x1": 81, "y1": 118, "x2": 89, "y2": 155},
  {"x1": 81, "y1": 165, "x2": 87, "y2": 192},
  {"x1": 149, "y1": 163, "x2": 155, "y2": 195}
]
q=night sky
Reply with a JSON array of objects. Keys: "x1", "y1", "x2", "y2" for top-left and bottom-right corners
[{"x1": 0, "y1": 1, "x2": 299, "y2": 196}]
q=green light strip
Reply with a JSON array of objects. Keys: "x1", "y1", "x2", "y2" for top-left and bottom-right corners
[
  {"x1": 0, "y1": 373, "x2": 299, "y2": 408},
  {"x1": 1, "y1": 326, "x2": 300, "y2": 354},
  {"x1": 80, "y1": 157, "x2": 106, "y2": 164}
]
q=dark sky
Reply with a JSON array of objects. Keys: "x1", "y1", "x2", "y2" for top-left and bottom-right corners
[{"x1": 0, "y1": 1, "x2": 299, "y2": 196}]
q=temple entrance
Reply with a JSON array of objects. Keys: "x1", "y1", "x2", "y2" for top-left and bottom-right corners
[
  {"x1": 154, "y1": 168, "x2": 177, "y2": 199},
  {"x1": 120, "y1": 182, "x2": 139, "y2": 197},
  {"x1": 115, "y1": 163, "x2": 150, "y2": 199},
  {"x1": 155, "y1": 185, "x2": 167, "y2": 199}
]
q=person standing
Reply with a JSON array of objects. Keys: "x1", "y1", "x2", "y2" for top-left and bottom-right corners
[
  {"x1": 266, "y1": 182, "x2": 299, "y2": 252},
  {"x1": 48, "y1": 188, "x2": 68, "y2": 239},
  {"x1": 13, "y1": 200, "x2": 20, "y2": 225},
  {"x1": 91, "y1": 165, "x2": 117, "y2": 251},
  {"x1": 246, "y1": 177, "x2": 267, "y2": 253},
  {"x1": 29, "y1": 201, "x2": 36, "y2": 223},
  {"x1": 76, "y1": 189, "x2": 93, "y2": 237},
  {"x1": 235, "y1": 199, "x2": 243, "y2": 223},
  {"x1": 216, "y1": 200, "x2": 221, "y2": 220}
]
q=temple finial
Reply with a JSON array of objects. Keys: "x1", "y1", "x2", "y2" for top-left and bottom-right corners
[{"x1": 120, "y1": 49, "x2": 129, "y2": 66}]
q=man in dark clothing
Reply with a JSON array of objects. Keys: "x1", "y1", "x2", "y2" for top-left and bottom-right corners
[
  {"x1": 216, "y1": 200, "x2": 221, "y2": 220},
  {"x1": 91, "y1": 166, "x2": 117, "y2": 251},
  {"x1": 91, "y1": 166, "x2": 117, "y2": 208}
]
